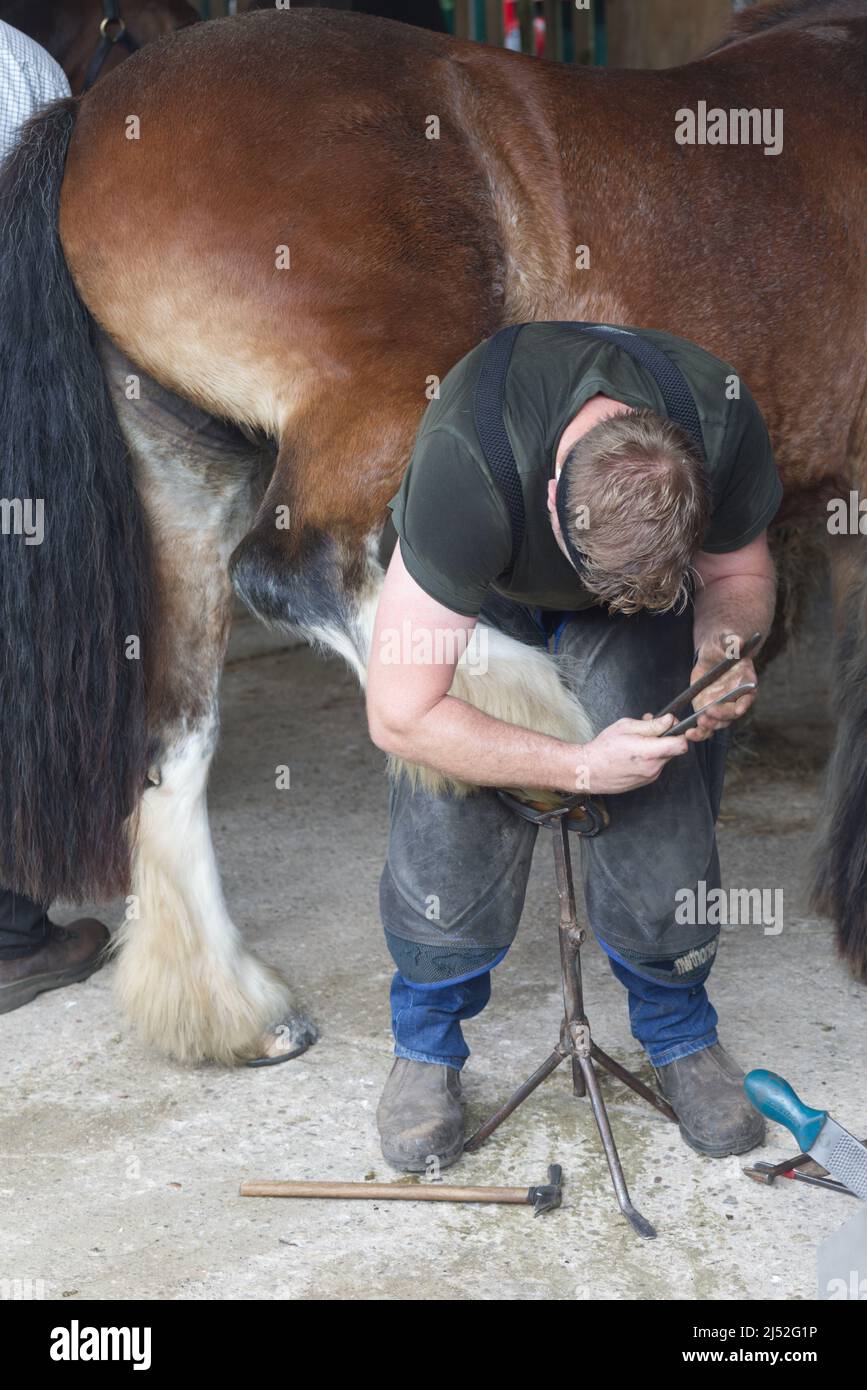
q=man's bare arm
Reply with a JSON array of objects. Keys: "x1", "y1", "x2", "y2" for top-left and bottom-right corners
[
  {"x1": 687, "y1": 531, "x2": 777, "y2": 740},
  {"x1": 366, "y1": 544, "x2": 688, "y2": 793}
]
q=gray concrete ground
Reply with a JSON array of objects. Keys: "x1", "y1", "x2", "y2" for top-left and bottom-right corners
[{"x1": 1, "y1": 600, "x2": 864, "y2": 1301}]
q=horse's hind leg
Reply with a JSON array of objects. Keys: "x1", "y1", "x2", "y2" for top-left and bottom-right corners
[
  {"x1": 815, "y1": 529, "x2": 867, "y2": 979},
  {"x1": 229, "y1": 396, "x2": 594, "y2": 804},
  {"x1": 103, "y1": 345, "x2": 315, "y2": 1064},
  {"x1": 812, "y1": 380, "x2": 867, "y2": 983}
]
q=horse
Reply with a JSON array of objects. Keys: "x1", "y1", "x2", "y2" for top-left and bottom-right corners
[
  {"x1": 0, "y1": 0, "x2": 864, "y2": 1065},
  {"x1": 0, "y1": 0, "x2": 198, "y2": 91}
]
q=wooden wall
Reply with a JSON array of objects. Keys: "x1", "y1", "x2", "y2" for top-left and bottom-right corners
[
  {"x1": 606, "y1": 0, "x2": 737, "y2": 69},
  {"x1": 194, "y1": 1, "x2": 749, "y2": 69}
]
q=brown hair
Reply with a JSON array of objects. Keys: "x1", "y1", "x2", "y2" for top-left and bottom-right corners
[{"x1": 559, "y1": 409, "x2": 711, "y2": 614}]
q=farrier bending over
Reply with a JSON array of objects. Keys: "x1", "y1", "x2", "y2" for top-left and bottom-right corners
[{"x1": 367, "y1": 322, "x2": 779, "y2": 1171}]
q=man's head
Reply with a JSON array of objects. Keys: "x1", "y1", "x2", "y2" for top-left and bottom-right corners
[{"x1": 547, "y1": 408, "x2": 710, "y2": 615}]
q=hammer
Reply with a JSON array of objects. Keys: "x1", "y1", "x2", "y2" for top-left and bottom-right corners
[{"x1": 240, "y1": 1163, "x2": 562, "y2": 1217}]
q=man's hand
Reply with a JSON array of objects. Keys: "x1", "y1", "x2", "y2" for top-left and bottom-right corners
[
  {"x1": 684, "y1": 635, "x2": 758, "y2": 742},
  {"x1": 688, "y1": 534, "x2": 775, "y2": 743},
  {"x1": 579, "y1": 716, "x2": 689, "y2": 793}
]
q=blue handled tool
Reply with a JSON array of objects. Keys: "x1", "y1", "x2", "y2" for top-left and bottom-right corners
[{"x1": 745, "y1": 1070, "x2": 867, "y2": 1200}]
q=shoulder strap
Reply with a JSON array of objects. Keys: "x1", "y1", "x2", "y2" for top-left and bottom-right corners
[
  {"x1": 472, "y1": 321, "x2": 706, "y2": 579},
  {"x1": 562, "y1": 322, "x2": 706, "y2": 460},
  {"x1": 472, "y1": 324, "x2": 525, "y2": 575}
]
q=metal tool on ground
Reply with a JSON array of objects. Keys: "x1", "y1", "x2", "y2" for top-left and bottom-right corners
[
  {"x1": 745, "y1": 1070, "x2": 867, "y2": 1299},
  {"x1": 463, "y1": 791, "x2": 678, "y2": 1240},
  {"x1": 744, "y1": 1070, "x2": 867, "y2": 1200},
  {"x1": 744, "y1": 1136, "x2": 867, "y2": 1191},
  {"x1": 744, "y1": 1160, "x2": 860, "y2": 1197},
  {"x1": 240, "y1": 1163, "x2": 562, "y2": 1216},
  {"x1": 655, "y1": 631, "x2": 763, "y2": 721}
]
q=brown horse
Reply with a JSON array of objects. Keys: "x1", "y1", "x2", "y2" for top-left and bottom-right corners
[
  {"x1": 0, "y1": 0, "x2": 198, "y2": 91},
  {"x1": 0, "y1": 1, "x2": 864, "y2": 1064}
]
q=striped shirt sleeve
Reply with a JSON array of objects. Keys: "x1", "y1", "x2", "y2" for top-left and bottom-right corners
[{"x1": 0, "y1": 19, "x2": 70, "y2": 162}]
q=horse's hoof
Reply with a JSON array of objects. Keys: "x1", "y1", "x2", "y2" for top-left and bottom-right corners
[{"x1": 246, "y1": 1013, "x2": 319, "y2": 1068}]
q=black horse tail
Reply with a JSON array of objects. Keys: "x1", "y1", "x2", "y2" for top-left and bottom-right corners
[
  {"x1": 812, "y1": 574, "x2": 867, "y2": 983},
  {"x1": 0, "y1": 100, "x2": 153, "y2": 903}
]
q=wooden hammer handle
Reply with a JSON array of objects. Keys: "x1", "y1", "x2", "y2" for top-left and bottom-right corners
[{"x1": 240, "y1": 1180, "x2": 529, "y2": 1204}]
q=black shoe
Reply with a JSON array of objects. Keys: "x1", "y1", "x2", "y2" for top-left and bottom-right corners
[
  {"x1": 377, "y1": 1058, "x2": 464, "y2": 1172},
  {"x1": 654, "y1": 1043, "x2": 766, "y2": 1157},
  {"x1": 0, "y1": 919, "x2": 109, "y2": 1014}
]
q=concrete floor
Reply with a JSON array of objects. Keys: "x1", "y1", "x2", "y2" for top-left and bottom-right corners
[{"x1": 2, "y1": 602, "x2": 864, "y2": 1301}]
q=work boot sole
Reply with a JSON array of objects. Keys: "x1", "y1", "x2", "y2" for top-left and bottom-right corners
[
  {"x1": 677, "y1": 1118, "x2": 766, "y2": 1159},
  {"x1": 0, "y1": 953, "x2": 107, "y2": 1015},
  {"x1": 380, "y1": 1131, "x2": 465, "y2": 1174}
]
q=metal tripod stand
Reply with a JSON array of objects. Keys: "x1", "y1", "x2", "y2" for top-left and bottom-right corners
[{"x1": 463, "y1": 791, "x2": 679, "y2": 1238}]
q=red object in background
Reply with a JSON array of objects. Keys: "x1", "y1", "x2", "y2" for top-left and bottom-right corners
[{"x1": 503, "y1": 0, "x2": 546, "y2": 57}]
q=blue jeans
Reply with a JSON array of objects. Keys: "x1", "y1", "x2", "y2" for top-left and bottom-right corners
[
  {"x1": 382, "y1": 601, "x2": 727, "y2": 992},
  {"x1": 383, "y1": 597, "x2": 727, "y2": 1072},
  {"x1": 391, "y1": 952, "x2": 718, "y2": 1071}
]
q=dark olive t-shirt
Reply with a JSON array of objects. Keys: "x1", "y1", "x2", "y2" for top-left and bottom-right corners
[{"x1": 387, "y1": 323, "x2": 782, "y2": 617}]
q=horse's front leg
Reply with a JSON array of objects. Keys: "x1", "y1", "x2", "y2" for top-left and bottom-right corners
[
  {"x1": 105, "y1": 350, "x2": 315, "y2": 1065},
  {"x1": 122, "y1": 726, "x2": 312, "y2": 1066}
]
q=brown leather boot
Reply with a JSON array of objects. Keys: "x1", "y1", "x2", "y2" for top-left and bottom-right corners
[
  {"x1": 0, "y1": 919, "x2": 110, "y2": 1014},
  {"x1": 654, "y1": 1042, "x2": 767, "y2": 1158},
  {"x1": 377, "y1": 1058, "x2": 464, "y2": 1172}
]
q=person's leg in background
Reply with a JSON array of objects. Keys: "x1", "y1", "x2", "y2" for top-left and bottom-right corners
[
  {"x1": 556, "y1": 602, "x2": 765, "y2": 1156},
  {"x1": 377, "y1": 597, "x2": 543, "y2": 1171},
  {"x1": 0, "y1": 885, "x2": 108, "y2": 1015}
]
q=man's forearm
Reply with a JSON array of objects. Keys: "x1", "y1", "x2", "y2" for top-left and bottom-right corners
[
  {"x1": 692, "y1": 573, "x2": 776, "y2": 656},
  {"x1": 380, "y1": 695, "x2": 584, "y2": 792}
]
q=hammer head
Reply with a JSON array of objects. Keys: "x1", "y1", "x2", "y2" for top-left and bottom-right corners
[{"x1": 530, "y1": 1164, "x2": 563, "y2": 1216}]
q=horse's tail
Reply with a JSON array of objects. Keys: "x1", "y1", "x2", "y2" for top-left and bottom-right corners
[
  {"x1": 812, "y1": 573, "x2": 867, "y2": 982},
  {"x1": 0, "y1": 100, "x2": 153, "y2": 903}
]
